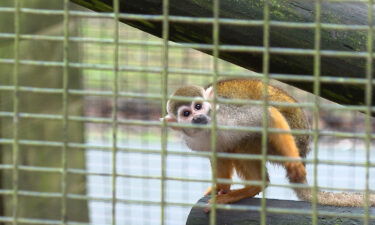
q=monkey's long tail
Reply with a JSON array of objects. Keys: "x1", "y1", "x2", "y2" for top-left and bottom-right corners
[{"x1": 292, "y1": 179, "x2": 375, "y2": 207}]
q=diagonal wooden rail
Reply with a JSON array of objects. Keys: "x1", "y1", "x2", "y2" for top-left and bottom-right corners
[{"x1": 71, "y1": 0, "x2": 374, "y2": 108}]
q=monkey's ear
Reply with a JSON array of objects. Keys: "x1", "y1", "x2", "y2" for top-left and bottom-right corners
[
  {"x1": 160, "y1": 114, "x2": 177, "y2": 123},
  {"x1": 204, "y1": 86, "x2": 214, "y2": 99}
]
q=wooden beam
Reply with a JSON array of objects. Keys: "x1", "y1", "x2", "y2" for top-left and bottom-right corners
[
  {"x1": 71, "y1": 0, "x2": 374, "y2": 108},
  {"x1": 186, "y1": 196, "x2": 375, "y2": 225}
]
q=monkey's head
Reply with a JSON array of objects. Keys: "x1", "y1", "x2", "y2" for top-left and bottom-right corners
[{"x1": 162, "y1": 85, "x2": 214, "y2": 137}]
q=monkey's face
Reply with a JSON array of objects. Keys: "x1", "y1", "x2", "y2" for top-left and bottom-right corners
[{"x1": 177, "y1": 101, "x2": 211, "y2": 136}]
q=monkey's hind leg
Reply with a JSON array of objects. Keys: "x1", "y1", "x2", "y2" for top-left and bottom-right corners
[
  {"x1": 268, "y1": 107, "x2": 306, "y2": 182},
  {"x1": 205, "y1": 158, "x2": 234, "y2": 196},
  {"x1": 210, "y1": 159, "x2": 267, "y2": 205}
]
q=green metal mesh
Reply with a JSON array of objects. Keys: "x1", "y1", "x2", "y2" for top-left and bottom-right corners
[{"x1": 0, "y1": 0, "x2": 373, "y2": 225}]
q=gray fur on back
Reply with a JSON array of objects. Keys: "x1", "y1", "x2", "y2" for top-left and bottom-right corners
[{"x1": 217, "y1": 104, "x2": 266, "y2": 128}]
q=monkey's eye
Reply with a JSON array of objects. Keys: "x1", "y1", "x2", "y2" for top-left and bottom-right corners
[
  {"x1": 194, "y1": 103, "x2": 202, "y2": 110},
  {"x1": 182, "y1": 110, "x2": 191, "y2": 117}
]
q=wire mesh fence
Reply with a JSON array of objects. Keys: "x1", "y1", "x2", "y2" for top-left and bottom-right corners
[{"x1": 0, "y1": 0, "x2": 374, "y2": 225}]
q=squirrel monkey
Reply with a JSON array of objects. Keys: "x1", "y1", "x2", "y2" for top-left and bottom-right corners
[{"x1": 163, "y1": 79, "x2": 375, "y2": 208}]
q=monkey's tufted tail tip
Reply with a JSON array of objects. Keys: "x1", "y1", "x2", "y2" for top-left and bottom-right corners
[{"x1": 294, "y1": 188, "x2": 375, "y2": 207}]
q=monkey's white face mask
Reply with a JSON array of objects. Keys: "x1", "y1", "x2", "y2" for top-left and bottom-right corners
[
  {"x1": 162, "y1": 87, "x2": 215, "y2": 137},
  {"x1": 164, "y1": 99, "x2": 212, "y2": 137},
  {"x1": 176, "y1": 100, "x2": 212, "y2": 136}
]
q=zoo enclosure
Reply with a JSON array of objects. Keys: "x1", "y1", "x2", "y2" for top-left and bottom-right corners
[{"x1": 0, "y1": 0, "x2": 374, "y2": 225}]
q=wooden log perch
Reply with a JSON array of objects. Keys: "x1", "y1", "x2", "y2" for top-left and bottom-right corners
[
  {"x1": 186, "y1": 196, "x2": 375, "y2": 225},
  {"x1": 71, "y1": 0, "x2": 374, "y2": 109}
]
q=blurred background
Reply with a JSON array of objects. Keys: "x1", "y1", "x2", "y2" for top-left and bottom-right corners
[{"x1": 0, "y1": 1, "x2": 374, "y2": 225}]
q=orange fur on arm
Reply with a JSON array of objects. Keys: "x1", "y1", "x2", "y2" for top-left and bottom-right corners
[{"x1": 205, "y1": 158, "x2": 234, "y2": 196}]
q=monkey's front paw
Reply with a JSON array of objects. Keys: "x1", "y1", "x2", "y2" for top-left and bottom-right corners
[
  {"x1": 204, "y1": 194, "x2": 228, "y2": 213},
  {"x1": 285, "y1": 161, "x2": 306, "y2": 182},
  {"x1": 204, "y1": 185, "x2": 231, "y2": 196}
]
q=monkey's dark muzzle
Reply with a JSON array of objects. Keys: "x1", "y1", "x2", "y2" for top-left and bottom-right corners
[{"x1": 192, "y1": 115, "x2": 208, "y2": 125}]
